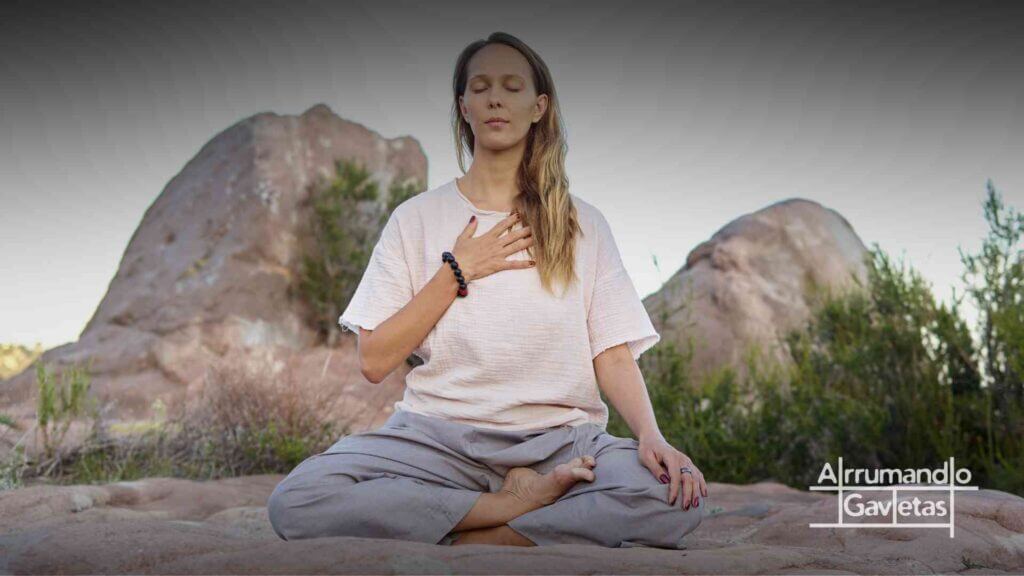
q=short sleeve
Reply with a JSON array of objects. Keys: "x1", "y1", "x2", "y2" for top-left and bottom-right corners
[
  {"x1": 338, "y1": 211, "x2": 415, "y2": 334},
  {"x1": 587, "y1": 210, "x2": 661, "y2": 360}
]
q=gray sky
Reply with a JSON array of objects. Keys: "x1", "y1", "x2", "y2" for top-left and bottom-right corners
[{"x1": 2, "y1": 0, "x2": 1022, "y2": 348}]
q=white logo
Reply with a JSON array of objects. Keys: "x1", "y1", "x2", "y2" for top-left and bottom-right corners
[{"x1": 808, "y1": 456, "x2": 978, "y2": 538}]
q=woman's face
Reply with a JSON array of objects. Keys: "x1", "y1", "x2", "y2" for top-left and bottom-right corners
[{"x1": 459, "y1": 43, "x2": 548, "y2": 153}]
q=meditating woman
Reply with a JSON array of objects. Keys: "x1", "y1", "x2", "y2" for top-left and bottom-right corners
[{"x1": 267, "y1": 31, "x2": 708, "y2": 548}]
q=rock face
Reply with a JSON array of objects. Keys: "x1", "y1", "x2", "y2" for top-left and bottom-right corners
[
  {"x1": 1, "y1": 475, "x2": 1021, "y2": 574},
  {"x1": 0, "y1": 104, "x2": 426, "y2": 456},
  {"x1": 645, "y1": 198, "x2": 870, "y2": 385}
]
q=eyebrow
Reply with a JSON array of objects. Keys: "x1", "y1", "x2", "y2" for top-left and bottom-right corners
[{"x1": 468, "y1": 73, "x2": 525, "y2": 81}]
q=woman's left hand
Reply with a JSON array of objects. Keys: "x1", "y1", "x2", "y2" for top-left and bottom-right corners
[{"x1": 637, "y1": 433, "x2": 708, "y2": 510}]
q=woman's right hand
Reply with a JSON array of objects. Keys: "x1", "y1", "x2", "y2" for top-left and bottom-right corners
[{"x1": 451, "y1": 210, "x2": 536, "y2": 282}]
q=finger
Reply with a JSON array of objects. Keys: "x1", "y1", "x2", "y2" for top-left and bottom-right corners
[
  {"x1": 682, "y1": 469, "x2": 694, "y2": 511},
  {"x1": 501, "y1": 236, "x2": 534, "y2": 256},
  {"x1": 460, "y1": 215, "x2": 478, "y2": 239},
  {"x1": 489, "y1": 210, "x2": 521, "y2": 237},
  {"x1": 501, "y1": 225, "x2": 532, "y2": 248},
  {"x1": 639, "y1": 449, "x2": 668, "y2": 484},
  {"x1": 665, "y1": 454, "x2": 681, "y2": 506},
  {"x1": 505, "y1": 258, "x2": 536, "y2": 270},
  {"x1": 687, "y1": 463, "x2": 707, "y2": 500}
]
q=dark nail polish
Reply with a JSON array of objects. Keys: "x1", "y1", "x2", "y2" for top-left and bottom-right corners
[
  {"x1": 470, "y1": 215, "x2": 476, "y2": 223},
  {"x1": 660, "y1": 474, "x2": 669, "y2": 483}
]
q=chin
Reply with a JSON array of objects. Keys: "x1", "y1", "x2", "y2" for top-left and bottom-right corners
[{"x1": 480, "y1": 136, "x2": 521, "y2": 152}]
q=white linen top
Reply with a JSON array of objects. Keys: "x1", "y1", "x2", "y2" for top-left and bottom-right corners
[{"x1": 339, "y1": 177, "x2": 660, "y2": 431}]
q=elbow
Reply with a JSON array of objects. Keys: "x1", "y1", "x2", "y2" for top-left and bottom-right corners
[
  {"x1": 358, "y1": 351, "x2": 386, "y2": 384},
  {"x1": 360, "y1": 359, "x2": 387, "y2": 385},
  {"x1": 358, "y1": 349, "x2": 389, "y2": 385},
  {"x1": 361, "y1": 366, "x2": 383, "y2": 385},
  {"x1": 354, "y1": 327, "x2": 399, "y2": 385},
  {"x1": 355, "y1": 327, "x2": 384, "y2": 384}
]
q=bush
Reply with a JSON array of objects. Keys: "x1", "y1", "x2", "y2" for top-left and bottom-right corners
[
  {"x1": 7, "y1": 350, "x2": 351, "y2": 487},
  {"x1": 611, "y1": 179, "x2": 1023, "y2": 495},
  {"x1": 35, "y1": 360, "x2": 99, "y2": 462},
  {"x1": 168, "y1": 350, "x2": 346, "y2": 478},
  {"x1": 298, "y1": 159, "x2": 421, "y2": 346}
]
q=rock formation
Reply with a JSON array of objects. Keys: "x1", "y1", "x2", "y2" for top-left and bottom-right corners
[
  {"x1": 644, "y1": 198, "x2": 870, "y2": 385},
  {"x1": 0, "y1": 103, "x2": 425, "y2": 457}
]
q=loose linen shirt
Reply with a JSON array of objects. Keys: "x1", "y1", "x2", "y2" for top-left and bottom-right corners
[{"x1": 339, "y1": 177, "x2": 660, "y2": 431}]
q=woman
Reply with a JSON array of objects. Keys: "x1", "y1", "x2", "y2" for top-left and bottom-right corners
[{"x1": 267, "y1": 32, "x2": 708, "y2": 549}]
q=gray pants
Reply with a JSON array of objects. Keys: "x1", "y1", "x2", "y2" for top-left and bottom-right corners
[{"x1": 267, "y1": 409, "x2": 706, "y2": 548}]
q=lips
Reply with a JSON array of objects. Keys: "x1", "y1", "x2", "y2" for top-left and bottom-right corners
[{"x1": 486, "y1": 119, "x2": 508, "y2": 125}]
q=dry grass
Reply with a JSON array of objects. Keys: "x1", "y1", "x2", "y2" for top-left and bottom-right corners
[
  {"x1": 170, "y1": 349, "x2": 348, "y2": 476},
  {"x1": 5, "y1": 348, "x2": 351, "y2": 488}
]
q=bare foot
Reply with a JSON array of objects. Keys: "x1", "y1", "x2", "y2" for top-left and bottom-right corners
[{"x1": 499, "y1": 455, "x2": 597, "y2": 512}]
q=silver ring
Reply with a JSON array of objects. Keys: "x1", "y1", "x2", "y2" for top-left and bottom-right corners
[{"x1": 679, "y1": 466, "x2": 693, "y2": 475}]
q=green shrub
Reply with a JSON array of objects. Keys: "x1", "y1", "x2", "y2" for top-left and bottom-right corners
[
  {"x1": 35, "y1": 360, "x2": 99, "y2": 461},
  {"x1": 297, "y1": 159, "x2": 422, "y2": 346},
  {"x1": 611, "y1": 180, "x2": 1023, "y2": 495}
]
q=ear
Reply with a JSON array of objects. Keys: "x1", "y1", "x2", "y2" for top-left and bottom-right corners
[{"x1": 533, "y1": 93, "x2": 548, "y2": 123}]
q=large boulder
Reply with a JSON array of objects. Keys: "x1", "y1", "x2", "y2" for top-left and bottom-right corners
[
  {"x1": 645, "y1": 198, "x2": 870, "y2": 385},
  {"x1": 0, "y1": 103, "x2": 425, "y2": 457}
]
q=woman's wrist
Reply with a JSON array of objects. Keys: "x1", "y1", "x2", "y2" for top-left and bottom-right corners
[
  {"x1": 638, "y1": 427, "x2": 665, "y2": 443},
  {"x1": 442, "y1": 251, "x2": 469, "y2": 297},
  {"x1": 435, "y1": 262, "x2": 461, "y2": 297}
]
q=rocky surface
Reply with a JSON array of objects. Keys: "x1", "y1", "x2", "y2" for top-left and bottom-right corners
[{"x1": 1, "y1": 475, "x2": 1021, "y2": 574}]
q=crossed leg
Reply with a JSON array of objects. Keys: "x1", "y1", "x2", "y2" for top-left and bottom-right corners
[
  {"x1": 503, "y1": 434, "x2": 705, "y2": 549},
  {"x1": 268, "y1": 422, "x2": 704, "y2": 548}
]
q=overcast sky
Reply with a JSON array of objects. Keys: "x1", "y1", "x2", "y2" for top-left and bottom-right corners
[{"x1": 2, "y1": 0, "x2": 1022, "y2": 348}]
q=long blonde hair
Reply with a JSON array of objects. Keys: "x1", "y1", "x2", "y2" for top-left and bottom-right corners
[{"x1": 450, "y1": 32, "x2": 581, "y2": 297}]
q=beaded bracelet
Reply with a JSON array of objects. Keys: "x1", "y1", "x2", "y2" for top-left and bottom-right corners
[{"x1": 442, "y1": 251, "x2": 468, "y2": 297}]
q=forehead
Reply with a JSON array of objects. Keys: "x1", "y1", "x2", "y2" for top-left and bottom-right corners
[{"x1": 466, "y1": 44, "x2": 532, "y2": 81}]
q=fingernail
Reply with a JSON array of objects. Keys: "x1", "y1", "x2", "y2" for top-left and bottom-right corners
[
  {"x1": 529, "y1": 260, "x2": 536, "y2": 265},
  {"x1": 659, "y1": 474, "x2": 669, "y2": 483},
  {"x1": 470, "y1": 215, "x2": 476, "y2": 223},
  {"x1": 694, "y1": 497, "x2": 700, "y2": 507}
]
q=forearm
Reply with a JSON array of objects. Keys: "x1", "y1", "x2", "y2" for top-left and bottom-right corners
[
  {"x1": 362, "y1": 263, "x2": 460, "y2": 383},
  {"x1": 594, "y1": 346, "x2": 663, "y2": 441}
]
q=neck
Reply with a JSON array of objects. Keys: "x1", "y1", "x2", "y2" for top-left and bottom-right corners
[{"x1": 461, "y1": 141, "x2": 526, "y2": 211}]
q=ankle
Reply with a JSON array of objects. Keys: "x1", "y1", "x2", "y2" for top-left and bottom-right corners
[{"x1": 496, "y1": 487, "x2": 543, "y2": 518}]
